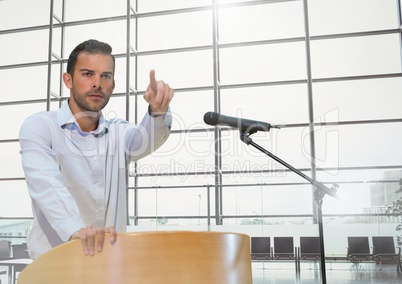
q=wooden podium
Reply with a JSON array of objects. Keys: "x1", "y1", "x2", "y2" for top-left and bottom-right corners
[{"x1": 18, "y1": 231, "x2": 252, "y2": 284}]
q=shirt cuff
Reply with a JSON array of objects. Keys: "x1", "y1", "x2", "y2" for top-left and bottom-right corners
[
  {"x1": 55, "y1": 216, "x2": 84, "y2": 242},
  {"x1": 148, "y1": 106, "x2": 172, "y2": 128}
]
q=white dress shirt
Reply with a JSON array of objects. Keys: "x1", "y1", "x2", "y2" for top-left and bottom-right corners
[{"x1": 19, "y1": 100, "x2": 171, "y2": 259}]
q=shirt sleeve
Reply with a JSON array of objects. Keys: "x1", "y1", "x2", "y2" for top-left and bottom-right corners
[
  {"x1": 19, "y1": 114, "x2": 84, "y2": 242},
  {"x1": 123, "y1": 107, "x2": 172, "y2": 162}
]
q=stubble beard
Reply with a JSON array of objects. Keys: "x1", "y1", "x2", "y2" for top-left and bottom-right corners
[{"x1": 71, "y1": 86, "x2": 111, "y2": 114}]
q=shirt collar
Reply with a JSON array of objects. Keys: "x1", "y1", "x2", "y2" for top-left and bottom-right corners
[{"x1": 57, "y1": 100, "x2": 108, "y2": 135}]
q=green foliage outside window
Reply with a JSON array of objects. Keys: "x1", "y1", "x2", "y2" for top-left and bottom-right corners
[{"x1": 386, "y1": 178, "x2": 402, "y2": 246}]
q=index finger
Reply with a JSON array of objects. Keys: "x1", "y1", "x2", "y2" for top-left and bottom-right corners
[{"x1": 149, "y1": 69, "x2": 156, "y2": 83}]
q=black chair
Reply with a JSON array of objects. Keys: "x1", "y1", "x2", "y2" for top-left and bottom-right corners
[
  {"x1": 0, "y1": 240, "x2": 11, "y2": 260},
  {"x1": 251, "y1": 237, "x2": 271, "y2": 260},
  {"x1": 347, "y1": 237, "x2": 373, "y2": 262},
  {"x1": 0, "y1": 240, "x2": 11, "y2": 284},
  {"x1": 11, "y1": 243, "x2": 30, "y2": 282},
  {"x1": 0, "y1": 269, "x2": 5, "y2": 284},
  {"x1": 273, "y1": 237, "x2": 295, "y2": 260},
  {"x1": 372, "y1": 236, "x2": 402, "y2": 272},
  {"x1": 300, "y1": 236, "x2": 321, "y2": 260},
  {"x1": 12, "y1": 243, "x2": 29, "y2": 259}
]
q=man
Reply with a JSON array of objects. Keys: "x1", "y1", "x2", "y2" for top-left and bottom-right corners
[{"x1": 19, "y1": 39, "x2": 174, "y2": 259}]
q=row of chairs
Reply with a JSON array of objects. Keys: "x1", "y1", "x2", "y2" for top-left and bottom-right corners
[
  {"x1": 0, "y1": 240, "x2": 30, "y2": 283},
  {"x1": 251, "y1": 236, "x2": 402, "y2": 271},
  {"x1": 0, "y1": 241, "x2": 29, "y2": 259}
]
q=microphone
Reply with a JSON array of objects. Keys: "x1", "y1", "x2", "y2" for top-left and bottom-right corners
[{"x1": 203, "y1": 111, "x2": 278, "y2": 133}]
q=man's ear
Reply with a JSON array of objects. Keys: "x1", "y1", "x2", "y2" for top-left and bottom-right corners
[{"x1": 63, "y1": 72, "x2": 73, "y2": 89}]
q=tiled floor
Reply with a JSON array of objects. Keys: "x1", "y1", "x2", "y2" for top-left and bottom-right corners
[
  {"x1": 252, "y1": 261, "x2": 402, "y2": 284},
  {"x1": 1, "y1": 260, "x2": 400, "y2": 284}
]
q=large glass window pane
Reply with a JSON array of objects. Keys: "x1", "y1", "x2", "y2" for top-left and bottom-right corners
[
  {"x1": 313, "y1": 78, "x2": 402, "y2": 121},
  {"x1": 309, "y1": 0, "x2": 398, "y2": 36},
  {"x1": 0, "y1": 31, "x2": 49, "y2": 66},
  {"x1": 321, "y1": 123, "x2": 402, "y2": 168},
  {"x1": 220, "y1": 42, "x2": 307, "y2": 85},
  {"x1": 50, "y1": 61, "x2": 63, "y2": 98},
  {"x1": 0, "y1": 66, "x2": 48, "y2": 103},
  {"x1": 135, "y1": 132, "x2": 215, "y2": 175},
  {"x1": 0, "y1": 142, "x2": 23, "y2": 178},
  {"x1": 323, "y1": 183, "x2": 377, "y2": 214},
  {"x1": 276, "y1": 126, "x2": 314, "y2": 168},
  {"x1": 167, "y1": 90, "x2": 214, "y2": 131},
  {"x1": 220, "y1": 129, "x2": 275, "y2": 171},
  {"x1": 130, "y1": 91, "x2": 197, "y2": 126},
  {"x1": 369, "y1": 170, "x2": 401, "y2": 207},
  {"x1": 311, "y1": 34, "x2": 401, "y2": 78},
  {"x1": 129, "y1": 176, "x2": 215, "y2": 226},
  {"x1": 219, "y1": 1, "x2": 304, "y2": 44},
  {"x1": 137, "y1": 50, "x2": 213, "y2": 89},
  {"x1": 51, "y1": 27, "x2": 64, "y2": 62},
  {"x1": 0, "y1": 181, "x2": 31, "y2": 217},
  {"x1": 64, "y1": 21, "x2": 127, "y2": 55},
  {"x1": 112, "y1": 57, "x2": 129, "y2": 95},
  {"x1": 221, "y1": 84, "x2": 309, "y2": 125},
  {"x1": 65, "y1": 0, "x2": 126, "y2": 22},
  {"x1": 0, "y1": 0, "x2": 49, "y2": 30},
  {"x1": 221, "y1": 126, "x2": 313, "y2": 172},
  {"x1": 138, "y1": 11, "x2": 212, "y2": 51},
  {"x1": 222, "y1": 184, "x2": 314, "y2": 220},
  {"x1": 136, "y1": 187, "x2": 210, "y2": 218}
]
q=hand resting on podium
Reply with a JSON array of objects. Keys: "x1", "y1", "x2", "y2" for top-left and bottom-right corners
[{"x1": 69, "y1": 226, "x2": 117, "y2": 256}]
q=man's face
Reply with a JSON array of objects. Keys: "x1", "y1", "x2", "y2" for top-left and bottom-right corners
[{"x1": 64, "y1": 52, "x2": 115, "y2": 114}]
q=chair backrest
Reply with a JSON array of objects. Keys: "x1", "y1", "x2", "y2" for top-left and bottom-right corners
[
  {"x1": 372, "y1": 236, "x2": 396, "y2": 255},
  {"x1": 300, "y1": 236, "x2": 321, "y2": 256},
  {"x1": 12, "y1": 243, "x2": 29, "y2": 259},
  {"x1": 347, "y1": 236, "x2": 370, "y2": 254},
  {"x1": 274, "y1": 237, "x2": 294, "y2": 257},
  {"x1": 251, "y1": 236, "x2": 271, "y2": 259},
  {"x1": 18, "y1": 231, "x2": 252, "y2": 284},
  {"x1": 0, "y1": 240, "x2": 11, "y2": 260}
]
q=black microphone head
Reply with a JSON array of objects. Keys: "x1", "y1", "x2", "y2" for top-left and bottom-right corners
[{"x1": 203, "y1": 111, "x2": 219, "y2": 126}]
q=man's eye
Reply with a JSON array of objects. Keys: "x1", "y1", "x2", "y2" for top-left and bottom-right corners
[
  {"x1": 83, "y1": 73, "x2": 92, "y2": 76},
  {"x1": 102, "y1": 74, "x2": 111, "y2": 79}
]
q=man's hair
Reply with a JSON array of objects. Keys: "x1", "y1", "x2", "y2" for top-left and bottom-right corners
[{"x1": 66, "y1": 39, "x2": 115, "y2": 76}]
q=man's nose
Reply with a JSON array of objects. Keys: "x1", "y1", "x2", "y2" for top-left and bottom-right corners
[{"x1": 92, "y1": 76, "x2": 102, "y2": 90}]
